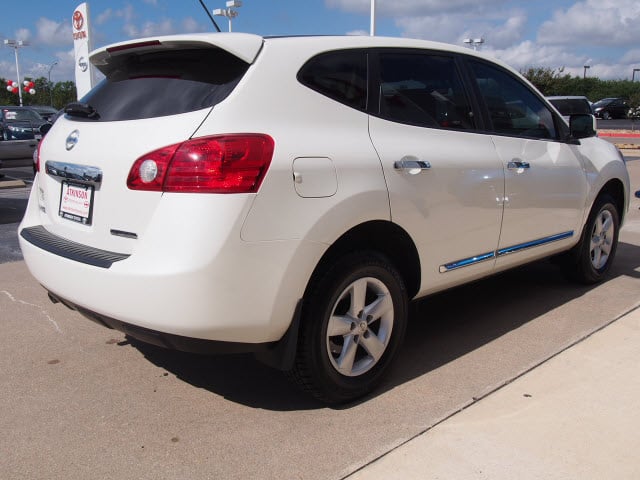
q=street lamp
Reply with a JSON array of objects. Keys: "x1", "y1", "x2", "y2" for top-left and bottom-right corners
[
  {"x1": 370, "y1": 0, "x2": 376, "y2": 36},
  {"x1": 47, "y1": 61, "x2": 58, "y2": 107},
  {"x1": 4, "y1": 39, "x2": 30, "y2": 106},
  {"x1": 463, "y1": 38, "x2": 485, "y2": 51},
  {"x1": 633, "y1": 68, "x2": 640, "y2": 82},
  {"x1": 213, "y1": 0, "x2": 242, "y2": 32},
  {"x1": 583, "y1": 65, "x2": 590, "y2": 79}
]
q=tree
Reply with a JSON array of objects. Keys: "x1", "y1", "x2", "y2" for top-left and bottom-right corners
[
  {"x1": 522, "y1": 68, "x2": 640, "y2": 106},
  {"x1": 0, "y1": 76, "x2": 77, "y2": 109}
]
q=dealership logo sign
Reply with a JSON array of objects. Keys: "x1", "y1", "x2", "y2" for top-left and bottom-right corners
[
  {"x1": 73, "y1": 10, "x2": 87, "y2": 40},
  {"x1": 78, "y1": 57, "x2": 88, "y2": 72}
]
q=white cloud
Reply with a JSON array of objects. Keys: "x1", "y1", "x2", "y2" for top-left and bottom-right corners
[
  {"x1": 35, "y1": 18, "x2": 73, "y2": 47},
  {"x1": 538, "y1": 0, "x2": 640, "y2": 47},
  {"x1": 621, "y1": 49, "x2": 640, "y2": 64},
  {"x1": 15, "y1": 28, "x2": 31, "y2": 42},
  {"x1": 181, "y1": 17, "x2": 205, "y2": 34},
  {"x1": 96, "y1": 9, "x2": 114, "y2": 26},
  {"x1": 485, "y1": 41, "x2": 586, "y2": 72},
  {"x1": 124, "y1": 19, "x2": 176, "y2": 38},
  {"x1": 326, "y1": 0, "x2": 508, "y2": 16},
  {"x1": 395, "y1": 8, "x2": 526, "y2": 49}
]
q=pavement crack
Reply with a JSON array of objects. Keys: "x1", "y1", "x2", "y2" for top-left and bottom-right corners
[{"x1": 1, "y1": 290, "x2": 63, "y2": 334}]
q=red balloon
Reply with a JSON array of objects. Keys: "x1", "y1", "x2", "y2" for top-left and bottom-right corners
[
  {"x1": 6, "y1": 80, "x2": 12, "y2": 86},
  {"x1": 11, "y1": 87, "x2": 18, "y2": 93}
]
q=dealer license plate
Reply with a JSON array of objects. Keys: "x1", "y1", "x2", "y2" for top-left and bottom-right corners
[{"x1": 59, "y1": 182, "x2": 94, "y2": 225}]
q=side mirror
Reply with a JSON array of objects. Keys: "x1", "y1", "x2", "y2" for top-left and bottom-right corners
[
  {"x1": 39, "y1": 123, "x2": 52, "y2": 135},
  {"x1": 569, "y1": 114, "x2": 597, "y2": 139}
]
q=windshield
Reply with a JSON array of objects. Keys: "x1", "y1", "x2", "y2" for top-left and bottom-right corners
[
  {"x1": 2, "y1": 109, "x2": 43, "y2": 122},
  {"x1": 592, "y1": 98, "x2": 616, "y2": 107}
]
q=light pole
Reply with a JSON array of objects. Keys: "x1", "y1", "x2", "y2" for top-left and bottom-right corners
[
  {"x1": 583, "y1": 65, "x2": 590, "y2": 79},
  {"x1": 633, "y1": 68, "x2": 640, "y2": 82},
  {"x1": 370, "y1": 0, "x2": 376, "y2": 36},
  {"x1": 4, "y1": 39, "x2": 29, "y2": 106},
  {"x1": 47, "y1": 61, "x2": 58, "y2": 107},
  {"x1": 213, "y1": 0, "x2": 242, "y2": 32},
  {"x1": 463, "y1": 38, "x2": 485, "y2": 51}
]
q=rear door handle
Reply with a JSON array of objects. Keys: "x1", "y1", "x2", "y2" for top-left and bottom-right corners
[{"x1": 394, "y1": 157, "x2": 431, "y2": 175}]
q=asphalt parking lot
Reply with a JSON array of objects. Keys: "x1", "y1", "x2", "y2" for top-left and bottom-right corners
[{"x1": 1, "y1": 152, "x2": 639, "y2": 479}]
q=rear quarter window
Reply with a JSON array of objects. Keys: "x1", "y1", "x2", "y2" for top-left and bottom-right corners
[
  {"x1": 297, "y1": 49, "x2": 367, "y2": 111},
  {"x1": 77, "y1": 48, "x2": 249, "y2": 121}
]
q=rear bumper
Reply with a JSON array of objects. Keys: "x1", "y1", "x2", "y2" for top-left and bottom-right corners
[
  {"x1": 19, "y1": 222, "x2": 314, "y2": 344},
  {"x1": 46, "y1": 289, "x2": 302, "y2": 370},
  {"x1": 47, "y1": 290, "x2": 276, "y2": 354}
]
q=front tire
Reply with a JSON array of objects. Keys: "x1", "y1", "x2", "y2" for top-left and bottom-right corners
[
  {"x1": 289, "y1": 252, "x2": 408, "y2": 404},
  {"x1": 564, "y1": 195, "x2": 620, "y2": 284}
]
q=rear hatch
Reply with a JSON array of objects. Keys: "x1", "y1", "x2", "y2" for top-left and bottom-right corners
[{"x1": 32, "y1": 34, "x2": 263, "y2": 254}]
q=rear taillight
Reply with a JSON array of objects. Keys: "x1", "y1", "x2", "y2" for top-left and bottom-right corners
[
  {"x1": 127, "y1": 134, "x2": 274, "y2": 193},
  {"x1": 35, "y1": 137, "x2": 44, "y2": 173}
]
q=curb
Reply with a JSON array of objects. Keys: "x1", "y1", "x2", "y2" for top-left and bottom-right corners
[
  {"x1": 599, "y1": 131, "x2": 640, "y2": 138},
  {"x1": 0, "y1": 179, "x2": 26, "y2": 189}
]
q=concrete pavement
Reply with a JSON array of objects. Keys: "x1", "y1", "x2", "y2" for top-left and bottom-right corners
[
  {"x1": 346, "y1": 304, "x2": 640, "y2": 480},
  {"x1": 347, "y1": 150, "x2": 640, "y2": 479}
]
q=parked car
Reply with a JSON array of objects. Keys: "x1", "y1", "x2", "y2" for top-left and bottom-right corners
[
  {"x1": 19, "y1": 33, "x2": 630, "y2": 404},
  {"x1": 591, "y1": 97, "x2": 628, "y2": 119},
  {"x1": 546, "y1": 96, "x2": 592, "y2": 123},
  {"x1": 29, "y1": 105, "x2": 60, "y2": 122},
  {"x1": 0, "y1": 106, "x2": 48, "y2": 160}
]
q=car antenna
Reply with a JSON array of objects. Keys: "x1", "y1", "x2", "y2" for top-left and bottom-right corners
[{"x1": 198, "y1": 0, "x2": 222, "y2": 32}]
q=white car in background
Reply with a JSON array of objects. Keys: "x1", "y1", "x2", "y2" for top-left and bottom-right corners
[{"x1": 19, "y1": 33, "x2": 630, "y2": 403}]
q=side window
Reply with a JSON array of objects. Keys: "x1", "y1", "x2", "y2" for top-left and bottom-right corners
[
  {"x1": 298, "y1": 50, "x2": 367, "y2": 111},
  {"x1": 377, "y1": 53, "x2": 475, "y2": 130},
  {"x1": 469, "y1": 61, "x2": 557, "y2": 140}
]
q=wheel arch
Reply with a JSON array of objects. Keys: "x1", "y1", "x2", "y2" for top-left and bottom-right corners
[
  {"x1": 597, "y1": 178, "x2": 627, "y2": 224},
  {"x1": 304, "y1": 220, "x2": 421, "y2": 301}
]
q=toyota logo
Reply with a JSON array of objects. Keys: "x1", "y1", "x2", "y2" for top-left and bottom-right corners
[{"x1": 73, "y1": 11, "x2": 84, "y2": 31}]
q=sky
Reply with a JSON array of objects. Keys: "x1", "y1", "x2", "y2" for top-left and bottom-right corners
[{"x1": 1, "y1": 0, "x2": 640, "y2": 84}]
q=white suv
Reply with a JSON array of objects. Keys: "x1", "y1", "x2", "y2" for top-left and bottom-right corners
[{"x1": 19, "y1": 33, "x2": 630, "y2": 403}]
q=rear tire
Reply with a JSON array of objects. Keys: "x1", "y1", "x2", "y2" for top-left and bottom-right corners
[
  {"x1": 289, "y1": 251, "x2": 408, "y2": 404},
  {"x1": 563, "y1": 195, "x2": 619, "y2": 284}
]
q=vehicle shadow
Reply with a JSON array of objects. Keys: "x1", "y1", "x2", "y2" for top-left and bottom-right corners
[
  {"x1": 0, "y1": 198, "x2": 28, "y2": 225},
  {"x1": 129, "y1": 241, "x2": 640, "y2": 411}
]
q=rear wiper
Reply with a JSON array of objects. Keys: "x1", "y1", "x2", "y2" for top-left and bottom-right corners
[{"x1": 64, "y1": 102, "x2": 99, "y2": 119}]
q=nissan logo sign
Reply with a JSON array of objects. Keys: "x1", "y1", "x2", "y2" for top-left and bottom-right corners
[{"x1": 78, "y1": 57, "x2": 88, "y2": 72}]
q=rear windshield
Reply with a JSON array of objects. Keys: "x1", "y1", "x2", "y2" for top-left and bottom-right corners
[
  {"x1": 75, "y1": 48, "x2": 249, "y2": 122},
  {"x1": 549, "y1": 98, "x2": 592, "y2": 116}
]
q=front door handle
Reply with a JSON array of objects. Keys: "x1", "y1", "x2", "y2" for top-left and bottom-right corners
[
  {"x1": 394, "y1": 157, "x2": 431, "y2": 175},
  {"x1": 507, "y1": 160, "x2": 530, "y2": 170}
]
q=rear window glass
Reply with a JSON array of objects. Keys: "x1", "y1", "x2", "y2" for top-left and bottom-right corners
[
  {"x1": 76, "y1": 48, "x2": 249, "y2": 121},
  {"x1": 298, "y1": 49, "x2": 367, "y2": 111},
  {"x1": 3, "y1": 109, "x2": 42, "y2": 121},
  {"x1": 548, "y1": 99, "x2": 591, "y2": 116}
]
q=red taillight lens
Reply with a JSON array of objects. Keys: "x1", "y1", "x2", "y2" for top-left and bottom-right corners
[
  {"x1": 35, "y1": 137, "x2": 44, "y2": 173},
  {"x1": 127, "y1": 134, "x2": 274, "y2": 194}
]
